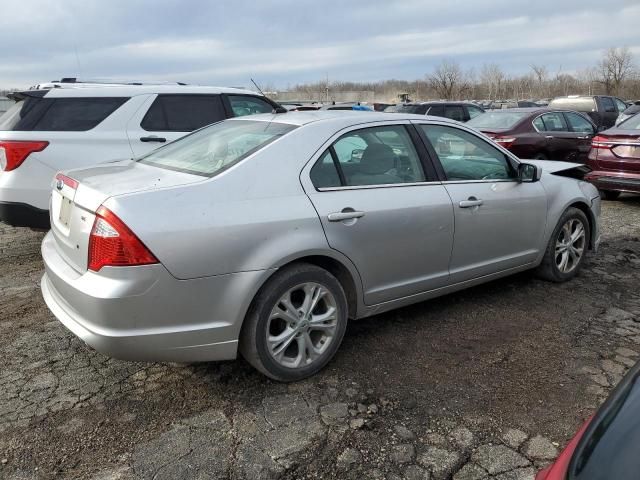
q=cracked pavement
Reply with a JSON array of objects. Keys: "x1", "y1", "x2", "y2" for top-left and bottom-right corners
[{"x1": 1, "y1": 195, "x2": 639, "y2": 479}]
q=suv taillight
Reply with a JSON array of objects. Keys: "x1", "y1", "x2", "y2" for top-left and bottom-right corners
[
  {"x1": 0, "y1": 140, "x2": 49, "y2": 171},
  {"x1": 88, "y1": 206, "x2": 158, "y2": 272}
]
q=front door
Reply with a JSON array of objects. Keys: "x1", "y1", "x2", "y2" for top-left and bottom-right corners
[
  {"x1": 416, "y1": 122, "x2": 547, "y2": 283},
  {"x1": 303, "y1": 123, "x2": 454, "y2": 305}
]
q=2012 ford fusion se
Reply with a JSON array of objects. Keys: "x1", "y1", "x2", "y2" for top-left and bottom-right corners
[{"x1": 41, "y1": 111, "x2": 601, "y2": 381}]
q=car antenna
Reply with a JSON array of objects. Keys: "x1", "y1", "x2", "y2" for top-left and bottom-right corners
[{"x1": 251, "y1": 78, "x2": 287, "y2": 114}]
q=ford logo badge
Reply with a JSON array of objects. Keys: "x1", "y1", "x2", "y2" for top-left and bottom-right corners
[{"x1": 56, "y1": 179, "x2": 64, "y2": 191}]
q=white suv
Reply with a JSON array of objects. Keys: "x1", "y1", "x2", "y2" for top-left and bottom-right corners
[{"x1": 0, "y1": 84, "x2": 281, "y2": 228}]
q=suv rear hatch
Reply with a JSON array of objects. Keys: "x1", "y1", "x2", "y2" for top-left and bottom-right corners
[{"x1": 50, "y1": 160, "x2": 206, "y2": 273}]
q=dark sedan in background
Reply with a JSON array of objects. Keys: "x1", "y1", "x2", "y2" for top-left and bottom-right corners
[
  {"x1": 392, "y1": 101, "x2": 485, "y2": 122},
  {"x1": 586, "y1": 112, "x2": 640, "y2": 199},
  {"x1": 537, "y1": 360, "x2": 640, "y2": 480},
  {"x1": 467, "y1": 108, "x2": 598, "y2": 162}
]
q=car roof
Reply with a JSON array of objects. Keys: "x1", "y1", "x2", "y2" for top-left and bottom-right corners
[
  {"x1": 228, "y1": 110, "x2": 460, "y2": 127},
  {"x1": 404, "y1": 101, "x2": 477, "y2": 106},
  {"x1": 35, "y1": 85, "x2": 259, "y2": 98}
]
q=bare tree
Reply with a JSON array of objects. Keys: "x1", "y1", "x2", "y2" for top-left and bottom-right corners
[
  {"x1": 530, "y1": 64, "x2": 548, "y2": 97},
  {"x1": 428, "y1": 59, "x2": 465, "y2": 99},
  {"x1": 480, "y1": 63, "x2": 506, "y2": 100},
  {"x1": 597, "y1": 47, "x2": 634, "y2": 95}
]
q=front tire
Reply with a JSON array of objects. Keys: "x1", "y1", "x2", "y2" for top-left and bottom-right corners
[
  {"x1": 239, "y1": 263, "x2": 348, "y2": 382},
  {"x1": 535, "y1": 207, "x2": 590, "y2": 282}
]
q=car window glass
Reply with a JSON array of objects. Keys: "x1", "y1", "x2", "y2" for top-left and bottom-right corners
[
  {"x1": 601, "y1": 97, "x2": 616, "y2": 113},
  {"x1": 444, "y1": 105, "x2": 465, "y2": 122},
  {"x1": 427, "y1": 105, "x2": 444, "y2": 117},
  {"x1": 310, "y1": 150, "x2": 341, "y2": 189},
  {"x1": 467, "y1": 106, "x2": 484, "y2": 119},
  {"x1": 331, "y1": 125, "x2": 425, "y2": 186},
  {"x1": 541, "y1": 112, "x2": 568, "y2": 132},
  {"x1": 0, "y1": 97, "x2": 128, "y2": 132},
  {"x1": 614, "y1": 98, "x2": 627, "y2": 112},
  {"x1": 420, "y1": 124, "x2": 516, "y2": 181},
  {"x1": 141, "y1": 95, "x2": 226, "y2": 132},
  {"x1": 565, "y1": 112, "x2": 595, "y2": 134},
  {"x1": 227, "y1": 95, "x2": 274, "y2": 117},
  {"x1": 532, "y1": 116, "x2": 545, "y2": 131}
]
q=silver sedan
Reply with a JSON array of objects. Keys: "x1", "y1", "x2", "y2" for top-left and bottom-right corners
[{"x1": 41, "y1": 111, "x2": 601, "y2": 381}]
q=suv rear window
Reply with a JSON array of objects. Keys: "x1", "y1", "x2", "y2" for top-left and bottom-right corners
[
  {"x1": 141, "y1": 94, "x2": 226, "y2": 132},
  {"x1": 0, "y1": 95, "x2": 128, "y2": 131},
  {"x1": 548, "y1": 97, "x2": 597, "y2": 112},
  {"x1": 139, "y1": 119, "x2": 296, "y2": 177}
]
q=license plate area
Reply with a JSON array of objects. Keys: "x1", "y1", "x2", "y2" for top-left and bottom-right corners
[{"x1": 58, "y1": 196, "x2": 73, "y2": 227}]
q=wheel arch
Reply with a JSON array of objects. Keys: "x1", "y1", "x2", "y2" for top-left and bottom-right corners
[{"x1": 567, "y1": 200, "x2": 597, "y2": 250}]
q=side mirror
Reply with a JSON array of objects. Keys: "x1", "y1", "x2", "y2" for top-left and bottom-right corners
[{"x1": 518, "y1": 163, "x2": 542, "y2": 183}]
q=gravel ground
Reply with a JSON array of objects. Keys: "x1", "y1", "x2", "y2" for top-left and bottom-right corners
[{"x1": 1, "y1": 195, "x2": 639, "y2": 480}]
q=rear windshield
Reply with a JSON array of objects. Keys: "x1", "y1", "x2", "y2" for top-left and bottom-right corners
[
  {"x1": 139, "y1": 119, "x2": 297, "y2": 177},
  {"x1": 548, "y1": 97, "x2": 597, "y2": 112},
  {"x1": 618, "y1": 113, "x2": 640, "y2": 129},
  {"x1": 395, "y1": 105, "x2": 428, "y2": 115},
  {"x1": 467, "y1": 111, "x2": 529, "y2": 129},
  {"x1": 0, "y1": 95, "x2": 128, "y2": 131}
]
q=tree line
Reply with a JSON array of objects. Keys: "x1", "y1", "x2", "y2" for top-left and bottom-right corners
[{"x1": 285, "y1": 47, "x2": 639, "y2": 102}]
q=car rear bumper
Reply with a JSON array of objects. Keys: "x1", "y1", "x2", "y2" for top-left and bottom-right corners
[
  {"x1": 0, "y1": 201, "x2": 50, "y2": 228},
  {"x1": 586, "y1": 171, "x2": 640, "y2": 193},
  {"x1": 41, "y1": 231, "x2": 268, "y2": 362}
]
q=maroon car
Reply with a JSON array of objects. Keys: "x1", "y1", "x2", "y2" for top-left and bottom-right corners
[
  {"x1": 467, "y1": 108, "x2": 597, "y2": 162},
  {"x1": 585, "y1": 113, "x2": 640, "y2": 200}
]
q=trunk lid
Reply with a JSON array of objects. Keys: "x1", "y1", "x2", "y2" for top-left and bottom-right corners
[
  {"x1": 50, "y1": 160, "x2": 206, "y2": 273},
  {"x1": 595, "y1": 132, "x2": 640, "y2": 173}
]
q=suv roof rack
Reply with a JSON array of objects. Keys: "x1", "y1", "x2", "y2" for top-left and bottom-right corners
[{"x1": 28, "y1": 78, "x2": 188, "y2": 90}]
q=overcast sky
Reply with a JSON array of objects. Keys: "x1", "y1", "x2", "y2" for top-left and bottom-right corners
[{"x1": 1, "y1": 0, "x2": 638, "y2": 89}]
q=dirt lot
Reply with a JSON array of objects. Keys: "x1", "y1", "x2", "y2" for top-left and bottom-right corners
[{"x1": 1, "y1": 196, "x2": 639, "y2": 480}]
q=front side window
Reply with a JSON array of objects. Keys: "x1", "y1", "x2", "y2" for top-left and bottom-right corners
[
  {"x1": 467, "y1": 106, "x2": 484, "y2": 119},
  {"x1": 540, "y1": 112, "x2": 568, "y2": 132},
  {"x1": 565, "y1": 112, "x2": 595, "y2": 134},
  {"x1": 614, "y1": 98, "x2": 628, "y2": 113},
  {"x1": 141, "y1": 94, "x2": 226, "y2": 132},
  {"x1": 0, "y1": 96, "x2": 128, "y2": 131},
  {"x1": 227, "y1": 95, "x2": 274, "y2": 117},
  {"x1": 309, "y1": 125, "x2": 425, "y2": 188},
  {"x1": 427, "y1": 105, "x2": 445, "y2": 117},
  {"x1": 139, "y1": 120, "x2": 295, "y2": 177},
  {"x1": 420, "y1": 124, "x2": 516, "y2": 181}
]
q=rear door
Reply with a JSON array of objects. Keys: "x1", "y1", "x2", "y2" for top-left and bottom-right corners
[
  {"x1": 127, "y1": 94, "x2": 226, "y2": 157},
  {"x1": 302, "y1": 122, "x2": 454, "y2": 305},
  {"x1": 416, "y1": 122, "x2": 547, "y2": 283},
  {"x1": 536, "y1": 112, "x2": 578, "y2": 161},
  {"x1": 564, "y1": 112, "x2": 596, "y2": 162}
]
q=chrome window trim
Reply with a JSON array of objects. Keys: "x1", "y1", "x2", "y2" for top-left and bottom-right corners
[
  {"x1": 440, "y1": 179, "x2": 518, "y2": 185},
  {"x1": 316, "y1": 181, "x2": 443, "y2": 192}
]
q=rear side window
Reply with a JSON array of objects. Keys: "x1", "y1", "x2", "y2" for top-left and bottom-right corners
[
  {"x1": 0, "y1": 96, "x2": 127, "y2": 131},
  {"x1": 601, "y1": 97, "x2": 616, "y2": 113},
  {"x1": 427, "y1": 105, "x2": 444, "y2": 117},
  {"x1": 141, "y1": 94, "x2": 226, "y2": 132},
  {"x1": 139, "y1": 120, "x2": 296, "y2": 177},
  {"x1": 565, "y1": 112, "x2": 595, "y2": 134},
  {"x1": 467, "y1": 106, "x2": 484, "y2": 119},
  {"x1": 227, "y1": 95, "x2": 274, "y2": 117},
  {"x1": 444, "y1": 105, "x2": 465, "y2": 122}
]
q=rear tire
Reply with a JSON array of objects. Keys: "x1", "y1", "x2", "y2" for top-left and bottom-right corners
[
  {"x1": 535, "y1": 207, "x2": 590, "y2": 282},
  {"x1": 599, "y1": 189, "x2": 621, "y2": 201},
  {"x1": 239, "y1": 263, "x2": 348, "y2": 382}
]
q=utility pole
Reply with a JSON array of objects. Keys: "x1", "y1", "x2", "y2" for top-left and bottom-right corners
[{"x1": 325, "y1": 72, "x2": 329, "y2": 103}]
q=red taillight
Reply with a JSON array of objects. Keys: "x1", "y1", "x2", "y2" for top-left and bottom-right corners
[
  {"x1": 88, "y1": 206, "x2": 158, "y2": 272},
  {"x1": 492, "y1": 136, "x2": 516, "y2": 149},
  {"x1": 591, "y1": 135, "x2": 612, "y2": 149},
  {"x1": 0, "y1": 140, "x2": 49, "y2": 171}
]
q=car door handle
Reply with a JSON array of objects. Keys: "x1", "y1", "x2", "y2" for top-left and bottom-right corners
[
  {"x1": 576, "y1": 135, "x2": 589, "y2": 139},
  {"x1": 328, "y1": 210, "x2": 365, "y2": 222},
  {"x1": 140, "y1": 136, "x2": 167, "y2": 143},
  {"x1": 459, "y1": 198, "x2": 484, "y2": 208},
  {"x1": 545, "y1": 135, "x2": 554, "y2": 139}
]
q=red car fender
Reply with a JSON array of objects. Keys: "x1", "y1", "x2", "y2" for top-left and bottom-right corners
[{"x1": 536, "y1": 416, "x2": 593, "y2": 480}]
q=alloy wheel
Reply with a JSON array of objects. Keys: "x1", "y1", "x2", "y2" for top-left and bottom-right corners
[
  {"x1": 266, "y1": 282, "x2": 339, "y2": 369},
  {"x1": 555, "y1": 218, "x2": 586, "y2": 274}
]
